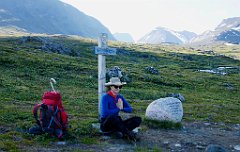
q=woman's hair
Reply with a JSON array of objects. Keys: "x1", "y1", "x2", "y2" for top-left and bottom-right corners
[{"x1": 106, "y1": 86, "x2": 111, "y2": 92}]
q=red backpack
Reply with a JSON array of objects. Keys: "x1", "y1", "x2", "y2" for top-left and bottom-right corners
[{"x1": 32, "y1": 91, "x2": 68, "y2": 139}]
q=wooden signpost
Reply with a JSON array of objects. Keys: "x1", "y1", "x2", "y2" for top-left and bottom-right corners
[{"x1": 95, "y1": 33, "x2": 117, "y2": 117}]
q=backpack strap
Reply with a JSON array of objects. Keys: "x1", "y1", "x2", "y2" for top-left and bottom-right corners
[
  {"x1": 48, "y1": 106, "x2": 63, "y2": 129},
  {"x1": 58, "y1": 108, "x2": 68, "y2": 131},
  {"x1": 47, "y1": 105, "x2": 55, "y2": 129},
  {"x1": 32, "y1": 103, "x2": 43, "y2": 126}
]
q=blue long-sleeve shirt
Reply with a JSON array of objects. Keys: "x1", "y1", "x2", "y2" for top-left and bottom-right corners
[{"x1": 100, "y1": 93, "x2": 132, "y2": 119}]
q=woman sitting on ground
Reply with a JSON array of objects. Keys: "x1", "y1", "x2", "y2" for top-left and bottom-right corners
[{"x1": 100, "y1": 77, "x2": 142, "y2": 141}]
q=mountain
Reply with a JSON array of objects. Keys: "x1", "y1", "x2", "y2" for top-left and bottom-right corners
[
  {"x1": 0, "y1": 0, "x2": 115, "y2": 40},
  {"x1": 113, "y1": 32, "x2": 135, "y2": 43},
  {"x1": 191, "y1": 17, "x2": 240, "y2": 44},
  {"x1": 137, "y1": 27, "x2": 196, "y2": 44},
  {"x1": 179, "y1": 31, "x2": 197, "y2": 42}
]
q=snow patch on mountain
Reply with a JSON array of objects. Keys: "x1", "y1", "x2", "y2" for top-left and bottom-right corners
[
  {"x1": 191, "y1": 17, "x2": 240, "y2": 45},
  {"x1": 138, "y1": 27, "x2": 196, "y2": 44}
]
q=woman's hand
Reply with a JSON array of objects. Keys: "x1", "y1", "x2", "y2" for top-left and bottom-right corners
[{"x1": 116, "y1": 98, "x2": 123, "y2": 110}]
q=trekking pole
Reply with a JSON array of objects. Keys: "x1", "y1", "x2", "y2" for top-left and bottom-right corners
[{"x1": 50, "y1": 78, "x2": 57, "y2": 92}]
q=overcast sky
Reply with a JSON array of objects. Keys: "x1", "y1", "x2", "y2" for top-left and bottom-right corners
[{"x1": 61, "y1": 0, "x2": 240, "y2": 41}]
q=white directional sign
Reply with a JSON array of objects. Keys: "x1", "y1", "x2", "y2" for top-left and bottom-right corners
[{"x1": 95, "y1": 47, "x2": 117, "y2": 55}]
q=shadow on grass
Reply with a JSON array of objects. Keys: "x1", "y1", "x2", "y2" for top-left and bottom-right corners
[{"x1": 143, "y1": 117, "x2": 182, "y2": 129}]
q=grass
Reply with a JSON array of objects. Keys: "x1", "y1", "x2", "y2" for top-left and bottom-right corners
[
  {"x1": 0, "y1": 35, "x2": 240, "y2": 151},
  {"x1": 134, "y1": 146, "x2": 162, "y2": 152},
  {"x1": 143, "y1": 118, "x2": 183, "y2": 129}
]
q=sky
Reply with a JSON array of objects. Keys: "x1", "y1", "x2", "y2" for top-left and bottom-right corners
[{"x1": 60, "y1": 0, "x2": 240, "y2": 41}]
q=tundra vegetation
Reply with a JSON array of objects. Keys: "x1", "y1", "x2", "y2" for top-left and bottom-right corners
[{"x1": 0, "y1": 35, "x2": 239, "y2": 151}]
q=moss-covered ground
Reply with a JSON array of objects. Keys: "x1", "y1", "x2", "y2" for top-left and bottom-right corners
[{"x1": 0, "y1": 35, "x2": 239, "y2": 151}]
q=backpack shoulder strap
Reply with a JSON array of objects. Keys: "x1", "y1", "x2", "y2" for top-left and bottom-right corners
[
  {"x1": 59, "y1": 108, "x2": 68, "y2": 131},
  {"x1": 48, "y1": 105, "x2": 57, "y2": 129},
  {"x1": 32, "y1": 103, "x2": 43, "y2": 126},
  {"x1": 49, "y1": 106, "x2": 64, "y2": 130}
]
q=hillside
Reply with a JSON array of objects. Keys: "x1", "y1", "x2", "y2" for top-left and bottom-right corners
[
  {"x1": 0, "y1": 0, "x2": 115, "y2": 40},
  {"x1": 0, "y1": 35, "x2": 240, "y2": 151}
]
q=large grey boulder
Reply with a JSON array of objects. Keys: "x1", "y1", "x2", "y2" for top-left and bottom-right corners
[{"x1": 145, "y1": 97, "x2": 183, "y2": 123}]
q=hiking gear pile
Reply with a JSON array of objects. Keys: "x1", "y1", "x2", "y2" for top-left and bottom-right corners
[{"x1": 29, "y1": 91, "x2": 68, "y2": 140}]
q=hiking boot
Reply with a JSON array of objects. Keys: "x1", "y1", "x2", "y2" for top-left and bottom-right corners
[
  {"x1": 28, "y1": 125, "x2": 44, "y2": 135},
  {"x1": 126, "y1": 131, "x2": 137, "y2": 142},
  {"x1": 55, "y1": 129, "x2": 63, "y2": 140}
]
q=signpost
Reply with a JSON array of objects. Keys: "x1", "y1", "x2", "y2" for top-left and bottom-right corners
[{"x1": 95, "y1": 33, "x2": 117, "y2": 117}]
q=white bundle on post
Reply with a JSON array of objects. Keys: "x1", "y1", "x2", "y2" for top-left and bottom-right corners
[{"x1": 50, "y1": 78, "x2": 57, "y2": 92}]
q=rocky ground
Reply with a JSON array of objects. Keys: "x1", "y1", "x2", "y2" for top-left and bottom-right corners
[
  {"x1": 22, "y1": 121, "x2": 240, "y2": 152},
  {"x1": 137, "y1": 121, "x2": 240, "y2": 152}
]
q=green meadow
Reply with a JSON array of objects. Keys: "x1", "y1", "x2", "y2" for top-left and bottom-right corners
[{"x1": 0, "y1": 35, "x2": 239, "y2": 151}]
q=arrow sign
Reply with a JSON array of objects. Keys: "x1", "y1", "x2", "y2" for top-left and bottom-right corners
[{"x1": 95, "y1": 46, "x2": 117, "y2": 55}]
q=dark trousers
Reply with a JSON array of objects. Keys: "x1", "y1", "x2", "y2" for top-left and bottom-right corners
[{"x1": 100, "y1": 115, "x2": 142, "y2": 135}]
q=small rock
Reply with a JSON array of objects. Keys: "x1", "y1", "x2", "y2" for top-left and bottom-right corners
[
  {"x1": 132, "y1": 127, "x2": 140, "y2": 133},
  {"x1": 166, "y1": 93, "x2": 185, "y2": 102},
  {"x1": 204, "y1": 123, "x2": 211, "y2": 126},
  {"x1": 163, "y1": 141, "x2": 169, "y2": 145},
  {"x1": 92, "y1": 123, "x2": 100, "y2": 130},
  {"x1": 185, "y1": 142, "x2": 196, "y2": 147},
  {"x1": 234, "y1": 145, "x2": 240, "y2": 151},
  {"x1": 170, "y1": 143, "x2": 181, "y2": 150},
  {"x1": 234, "y1": 124, "x2": 240, "y2": 130},
  {"x1": 145, "y1": 66, "x2": 159, "y2": 75},
  {"x1": 196, "y1": 145, "x2": 205, "y2": 149},
  {"x1": 100, "y1": 136, "x2": 111, "y2": 140},
  {"x1": 175, "y1": 143, "x2": 181, "y2": 147},
  {"x1": 56, "y1": 141, "x2": 66, "y2": 145}
]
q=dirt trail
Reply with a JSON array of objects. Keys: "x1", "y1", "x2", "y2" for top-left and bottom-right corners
[{"x1": 22, "y1": 121, "x2": 240, "y2": 152}]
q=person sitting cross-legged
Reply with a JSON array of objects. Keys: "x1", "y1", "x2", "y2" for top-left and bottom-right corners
[{"x1": 100, "y1": 77, "x2": 142, "y2": 141}]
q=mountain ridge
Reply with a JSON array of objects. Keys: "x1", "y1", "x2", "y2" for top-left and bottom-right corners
[
  {"x1": 190, "y1": 17, "x2": 240, "y2": 45},
  {"x1": 137, "y1": 27, "x2": 196, "y2": 44},
  {"x1": 0, "y1": 0, "x2": 115, "y2": 40}
]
